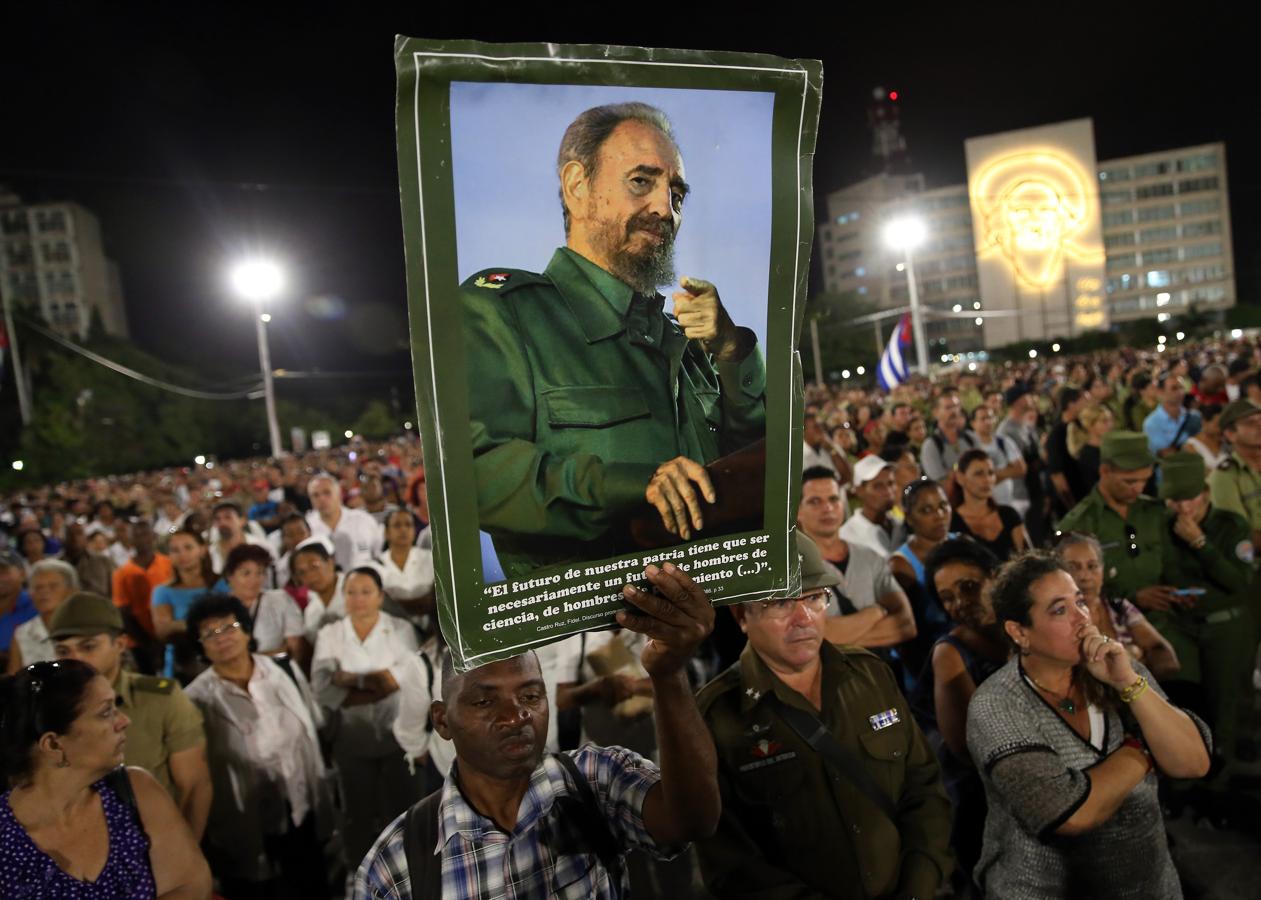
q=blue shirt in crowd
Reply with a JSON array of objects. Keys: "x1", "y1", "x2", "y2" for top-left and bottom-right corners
[{"x1": 0, "y1": 591, "x2": 36, "y2": 653}]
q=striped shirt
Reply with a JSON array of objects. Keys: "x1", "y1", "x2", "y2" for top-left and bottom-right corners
[{"x1": 353, "y1": 745, "x2": 668, "y2": 900}]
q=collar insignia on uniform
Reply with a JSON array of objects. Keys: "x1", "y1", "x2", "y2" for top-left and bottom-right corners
[
  {"x1": 745, "y1": 687, "x2": 761, "y2": 700},
  {"x1": 747, "y1": 722, "x2": 770, "y2": 735},
  {"x1": 158, "y1": 680, "x2": 169, "y2": 689},
  {"x1": 474, "y1": 273, "x2": 510, "y2": 289},
  {"x1": 751, "y1": 739, "x2": 783, "y2": 759},
  {"x1": 868, "y1": 708, "x2": 900, "y2": 731}
]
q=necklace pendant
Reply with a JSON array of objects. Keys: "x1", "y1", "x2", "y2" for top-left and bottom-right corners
[{"x1": 1058, "y1": 698, "x2": 1076, "y2": 714}]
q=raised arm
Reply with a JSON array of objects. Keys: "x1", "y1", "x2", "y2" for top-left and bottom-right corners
[{"x1": 617, "y1": 563, "x2": 721, "y2": 845}]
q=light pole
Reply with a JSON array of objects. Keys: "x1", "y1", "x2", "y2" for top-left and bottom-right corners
[
  {"x1": 883, "y1": 216, "x2": 929, "y2": 375},
  {"x1": 229, "y1": 258, "x2": 284, "y2": 458}
]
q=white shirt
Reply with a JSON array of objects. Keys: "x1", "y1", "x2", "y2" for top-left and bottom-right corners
[
  {"x1": 803, "y1": 441, "x2": 837, "y2": 475},
  {"x1": 392, "y1": 638, "x2": 455, "y2": 776},
  {"x1": 311, "y1": 612, "x2": 419, "y2": 739},
  {"x1": 185, "y1": 655, "x2": 326, "y2": 832},
  {"x1": 208, "y1": 531, "x2": 273, "y2": 574},
  {"x1": 245, "y1": 589, "x2": 305, "y2": 653},
  {"x1": 302, "y1": 572, "x2": 347, "y2": 641},
  {"x1": 13, "y1": 616, "x2": 54, "y2": 666},
  {"x1": 305, "y1": 507, "x2": 382, "y2": 570},
  {"x1": 839, "y1": 512, "x2": 900, "y2": 558},
  {"x1": 373, "y1": 545, "x2": 434, "y2": 603},
  {"x1": 1184, "y1": 436, "x2": 1228, "y2": 474}
]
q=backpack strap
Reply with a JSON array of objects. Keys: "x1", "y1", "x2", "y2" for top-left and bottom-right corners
[
  {"x1": 104, "y1": 765, "x2": 138, "y2": 812},
  {"x1": 553, "y1": 751, "x2": 625, "y2": 892},
  {"x1": 271, "y1": 653, "x2": 301, "y2": 691},
  {"x1": 402, "y1": 788, "x2": 445, "y2": 899}
]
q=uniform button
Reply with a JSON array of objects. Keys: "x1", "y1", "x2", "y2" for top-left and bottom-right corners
[
  {"x1": 852, "y1": 824, "x2": 861, "y2": 834},
  {"x1": 893, "y1": 749, "x2": 901, "y2": 758},
  {"x1": 643, "y1": 333, "x2": 654, "y2": 343}
]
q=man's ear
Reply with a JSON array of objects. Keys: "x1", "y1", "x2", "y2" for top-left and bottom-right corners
[
  {"x1": 560, "y1": 160, "x2": 590, "y2": 226},
  {"x1": 730, "y1": 604, "x2": 750, "y2": 635},
  {"x1": 1003, "y1": 619, "x2": 1026, "y2": 651},
  {"x1": 431, "y1": 700, "x2": 451, "y2": 741}
]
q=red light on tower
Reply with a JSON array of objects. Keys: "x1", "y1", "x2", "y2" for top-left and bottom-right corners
[{"x1": 889, "y1": 90, "x2": 899, "y2": 101}]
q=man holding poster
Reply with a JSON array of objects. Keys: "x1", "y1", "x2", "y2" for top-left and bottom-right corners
[{"x1": 461, "y1": 102, "x2": 767, "y2": 580}]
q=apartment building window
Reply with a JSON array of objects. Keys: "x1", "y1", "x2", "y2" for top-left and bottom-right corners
[
  {"x1": 1179, "y1": 198, "x2": 1221, "y2": 217},
  {"x1": 41, "y1": 241, "x2": 72, "y2": 264},
  {"x1": 1145, "y1": 270, "x2": 1171, "y2": 288},
  {"x1": 1101, "y1": 189, "x2": 1133, "y2": 206},
  {"x1": 1138, "y1": 226, "x2": 1177, "y2": 244},
  {"x1": 1176, "y1": 153, "x2": 1217, "y2": 173},
  {"x1": 836, "y1": 211, "x2": 861, "y2": 225},
  {"x1": 1135, "y1": 183, "x2": 1175, "y2": 200},
  {"x1": 1103, "y1": 210, "x2": 1135, "y2": 228},
  {"x1": 1106, "y1": 273, "x2": 1135, "y2": 294},
  {"x1": 1, "y1": 211, "x2": 28, "y2": 236},
  {"x1": 1107, "y1": 253, "x2": 1137, "y2": 271},
  {"x1": 1134, "y1": 161, "x2": 1171, "y2": 178},
  {"x1": 1177, "y1": 176, "x2": 1220, "y2": 194},
  {"x1": 1105, "y1": 232, "x2": 1136, "y2": 249},
  {"x1": 35, "y1": 209, "x2": 67, "y2": 233},
  {"x1": 1142, "y1": 248, "x2": 1178, "y2": 265},
  {"x1": 1137, "y1": 204, "x2": 1176, "y2": 223},
  {"x1": 1186, "y1": 286, "x2": 1227, "y2": 304},
  {"x1": 1182, "y1": 242, "x2": 1222, "y2": 260},
  {"x1": 1182, "y1": 220, "x2": 1222, "y2": 238},
  {"x1": 5, "y1": 243, "x2": 33, "y2": 266},
  {"x1": 1099, "y1": 166, "x2": 1132, "y2": 182}
]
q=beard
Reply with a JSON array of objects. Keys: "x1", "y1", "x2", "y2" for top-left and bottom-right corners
[{"x1": 589, "y1": 209, "x2": 676, "y2": 295}]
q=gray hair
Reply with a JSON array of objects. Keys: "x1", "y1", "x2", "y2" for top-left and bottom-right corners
[
  {"x1": 29, "y1": 558, "x2": 80, "y2": 590},
  {"x1": 557, "y1": 102, "x2": 676, "y2": 235},
  {"x1": 1052, "y1": 531, "x2": 1103, "y2": 562}
]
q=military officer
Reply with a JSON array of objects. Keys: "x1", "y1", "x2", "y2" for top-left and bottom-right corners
[
  {"x1": 1155, "y1": 452, "x2": 1255, "y2": 768},
  {"x1": 1059, "y1": 431, "x2": 1178, "y2": 612},
  {"x1": 696, "y1": 533, "x2": 953, "y2": 899},
  {"x1": 461, "y1": 101, "x2": 766, "y2": 578},
  {"x1": 49, "y1": 592, "x2": 212, "y2": 840},
  {"x1": 1208, "y1": 398, "x2": 1261, "y2": 551}
]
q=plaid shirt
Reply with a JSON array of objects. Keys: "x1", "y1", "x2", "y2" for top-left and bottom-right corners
[{"x1": 353, "y1": 745, "x2": 667, "y2": 900}]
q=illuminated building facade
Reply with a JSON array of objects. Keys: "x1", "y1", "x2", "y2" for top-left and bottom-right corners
[
  {"x1": 0, "y1": 187, "x2": 129, "y2": 340},
  {"x1": 816, "y1": 122, "x2": 1234, "y2": 352}
]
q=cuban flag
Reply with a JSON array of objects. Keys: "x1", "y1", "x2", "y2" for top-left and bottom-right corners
[{"x1": 877, "y1": 314, "x2": 912, "y2": 392}]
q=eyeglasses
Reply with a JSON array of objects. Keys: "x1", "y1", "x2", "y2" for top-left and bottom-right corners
[
  {"x1": 937, "y1": 578, "x2": 984, "y2": 608},
  {"x1": 753, "y1": 590, "x2": 830, "y2": 620},
  {"x1": 198, "y1": 621, "x2": 243, "y2": 643}
]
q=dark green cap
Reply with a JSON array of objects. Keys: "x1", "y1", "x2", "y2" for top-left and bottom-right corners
[
  {"x1": 1160, "y1": 453, "x2": 1208, "y2": 500},
  {"x1": 1100, "y1": 430, "x2": 1156, "y2": 470},
  {"x1": 796, "y1": 532, "x2": 841, "y2": 591},
  {"x1": 1219, "y1": 398, "x2": 1261, "y2": 431},
  {"x1": 48, "y1": 592, "x2": 123, "y2": 638}
]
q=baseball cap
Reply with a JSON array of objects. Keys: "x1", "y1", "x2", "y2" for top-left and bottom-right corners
[
  {"x1": 796, "y1": 532, "x2": 841, "y2": 591},
  {"x1": 1100, "y1": 431, "x2": 1156, "y2": 470},
  {"x1": 49, "y1": 592, "x2": 124, "y2": 638},
  {"x1": 1219, "y1": 398, "x2": 1261, "y2": 431},
  {"x1": 852, "y1": 455, "x2": 894, "y2": 488},
  {"x1": 1159, "y1": 453, "x2": 1207, "y2": 501}
]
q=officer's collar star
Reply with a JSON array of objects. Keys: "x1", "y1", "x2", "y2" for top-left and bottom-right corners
[{"x1": 745, "y1": 687, "x2": 761, "y2": 700}]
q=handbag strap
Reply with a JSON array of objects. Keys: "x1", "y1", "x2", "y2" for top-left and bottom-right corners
[{"x1": 765, "y1": 692, "x2": 900, "y2": 826}]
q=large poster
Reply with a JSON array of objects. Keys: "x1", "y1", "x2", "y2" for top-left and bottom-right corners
[
  {"x1": 965, "y1": 117, "x2": 1108, "y2": 347},
  {"x1": 395, "y1": 37, "x2": 821, "y2": 669}
]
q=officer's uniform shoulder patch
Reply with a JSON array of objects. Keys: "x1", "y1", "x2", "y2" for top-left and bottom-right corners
[
  {"x1": 696, "y1": 664, "x2": 743, "y2": 714},
  {"x1": 130, "y1": 674, "x2": 175, "y2": 695},
  {"x1": 461, "y1": 268, "x2": 549, "y2": 294}
]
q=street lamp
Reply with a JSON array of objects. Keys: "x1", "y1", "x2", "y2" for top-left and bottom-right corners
[
  {"x1": 883, "y1": 216, "x2": 929, "y2": 374},
  {"x1": 229, "y1": 258, "x2": 285, "y2": 458}
]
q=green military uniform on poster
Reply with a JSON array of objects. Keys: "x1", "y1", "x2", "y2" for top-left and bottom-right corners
[
  {"x1": 1153, "y1": 453, "x2": 1256, "y2": 766},
  {"x1": 696, "y1": 641, "x2": 953, "y2": 899},
  {"x1": 113, "y1": 668, "x2": 206, "y2": 800},
  {"x1": 462, "y1": 247, "x2": 767, "y2": 579}
]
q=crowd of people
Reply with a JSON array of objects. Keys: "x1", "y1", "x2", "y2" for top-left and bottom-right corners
[{"x1": 1, "y1": 333, "x2": 1259, "y2": 898}]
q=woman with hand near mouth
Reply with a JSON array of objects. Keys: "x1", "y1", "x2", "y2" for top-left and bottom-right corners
[
  {"x1": 0, "y1": 659, "x2": 211, "y2": 899},
  {"x1": 312, "y1": 566, "x2": 424, "y2": 875},
  {"x1": 967, "y1": 552, "x2": 1211, "y2": 900}
]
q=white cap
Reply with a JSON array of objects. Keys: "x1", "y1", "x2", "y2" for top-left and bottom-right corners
[{"x1": 851, "y1": 455, "x2": 893, "y2": 488}]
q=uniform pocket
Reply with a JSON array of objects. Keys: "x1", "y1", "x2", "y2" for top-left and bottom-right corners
[{"x1": 542, "y1": 385, "x2": 651, "y2": 428}]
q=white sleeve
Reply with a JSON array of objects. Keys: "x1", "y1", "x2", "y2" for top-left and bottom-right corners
[
  {"x1": 391, "y1": 653, "x2": 434, "y2": 760},
  {"x1": 310, "y1": 624, "x2": 347, "y2": 710}
]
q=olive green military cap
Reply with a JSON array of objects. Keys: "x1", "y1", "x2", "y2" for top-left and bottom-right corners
[
  {"x1": 797, "y1": 532, "x2": 841, "y2": 591},
  {"x1": 49, "y1": 592, "x2": 123, "y2": 638},
  {"x1": 1159, "y1": 452, "x2": 1208, "y2": 501},
  {"x1": 1100, "y1": 430, "x2": 1156, "y2": 470},
  {"x1": 1219, "y1": 398, "x2": 1261, "y2": 431}
]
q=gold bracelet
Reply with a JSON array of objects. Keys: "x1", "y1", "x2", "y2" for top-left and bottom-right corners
[{"x1": 1120, "y1": 675, "x2": 1148, "y2": 703}]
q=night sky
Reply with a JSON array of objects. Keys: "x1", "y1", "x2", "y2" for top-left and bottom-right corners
[{"x1": 5, "y1": 5, "x2": 1253, "y2": 380}]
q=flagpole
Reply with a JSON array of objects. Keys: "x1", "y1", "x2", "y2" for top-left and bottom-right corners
[
  {"x1": 1, "y1": 293, "x2": 31, "y2": 426},
  {"x1": 903, "y1": 246, "x2": 930, "y2": 375}
]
